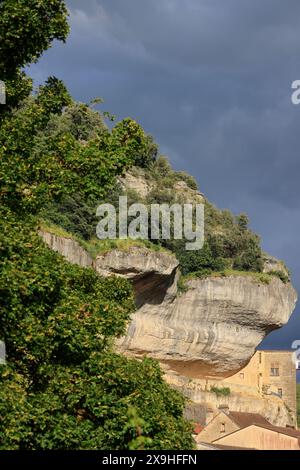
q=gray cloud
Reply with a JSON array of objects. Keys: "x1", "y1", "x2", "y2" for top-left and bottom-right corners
[{"x1": 28, "y1": 0, "x2": 300, "y2": 349}]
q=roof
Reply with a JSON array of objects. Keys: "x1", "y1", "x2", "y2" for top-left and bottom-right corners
[
  {"x1": 227, "y1": 412, "x2": 300, "y2": 439},
  {"x1": 197, "y1": 441, "x2": 255, "y2": 451},
  {"x1": 213, "y1": 423, "x2": 300, "y2": 446},
  {"x1": 227, "y1": 411, "x2": 271, "y2": 429},
  {"x1": 253, "y1": 423, "x2": 300, "y2": 439},
  {"x1": 198, "y1": 410, "x2": 300, "y2": 448},
  {"x1": 209, "y1": 443, "x2": 255, "y2": 451},
  {"x1": 257, "y1": 349, "x2": 293, "y2": 354},
  {"x1": 193, "y1": 423, "x2": 203, "y2": 435},
  {"x1": 227, "y1": 411, "x2": 300, "y2": 439}
]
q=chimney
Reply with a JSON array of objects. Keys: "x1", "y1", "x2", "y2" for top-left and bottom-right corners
[{"x1": 218, "y1": 405, "x2": 230, "y2": 415}]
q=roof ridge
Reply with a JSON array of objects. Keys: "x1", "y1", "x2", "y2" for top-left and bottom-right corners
[{"x1": 212, "y1": 423, "x2": 300, "y2": 445}]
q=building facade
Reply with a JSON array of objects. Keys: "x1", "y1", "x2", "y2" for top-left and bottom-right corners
[
  {"x1": 196, "y1": 410, "x2": 300, "y2": 450},
  {"x1": 211, "y1": 423, "x2": 300, "y2": 450},
  {"x1": 222, "y1": 350, "x2": 297, "y2": 424},
  {"x1": 167, "y1": 349, "x2": 297, "y2": 428}
]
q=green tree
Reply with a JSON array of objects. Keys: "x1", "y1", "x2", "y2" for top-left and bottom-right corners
[
  {"x1": 0, "y1": 211, "x2": 193, "y2": 450},
  {"x1": 0, "y1": 0, "x2": 193, "y2": 450},
  {"x1": 0, "y1": 0, "x2": 69, "y2": 116},
  {"x1": 236, "y1": 213, "x2": 249, "y2": 230},
  {"x1": 0, "y1": 82, "x2": 152, "y2": 215},
  {"x1": 38, "y1": 101, "x2": 106, "y2": 142}
]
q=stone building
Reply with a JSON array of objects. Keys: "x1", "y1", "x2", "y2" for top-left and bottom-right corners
[
  {"x1": 221, "y1": 350, "x2": 297, "y2": 424},
  {"x1": 196, "y1": 410, "x2": 300, "y2": 450},
  {"x1": 196, "y1": 411, "x2": 270, "y2": 445},
  {"x1": 168, "y1": 349, "x2": 297, "y2": 428}
]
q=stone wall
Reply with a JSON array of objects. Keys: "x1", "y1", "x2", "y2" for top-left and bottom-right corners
[
  {"x1": 260, "y1": 351, "x2": 296, "y2": 421},
  {"x1": 167, "y1": 350, "x2": 297, "y2": 427}
]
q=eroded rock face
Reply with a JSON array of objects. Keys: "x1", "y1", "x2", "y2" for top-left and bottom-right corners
[
  {"x1": 119, "y1": 168, "x2": 205, "y2": 204},
  {"x1": 117, "y1": 275, "x2": 297, "y2": 378},
  {"x1": 94, "y1": 249, "x2": 179, "y2": 307},
  {"x1": 118, "y1": 171, "x2": 153, "y2": 200},
  {"x1": 40, "y1": 230, "x2": 297, "y2": 379},
  {"x1": 39, "y1": 230, "x2": 179, "y2": 309},
  {"x1": 263, "y1": 253, "x2": 290, "y2": 279},
  {"x1": 167, "y1": 373, "x2": 294, "y2": 427},
  {"x1": 39, "y1": 231, "x2": 93, "y2": 267},
  {"x1": 173, "y1": 180, "x2": 205, "y2": 204}
]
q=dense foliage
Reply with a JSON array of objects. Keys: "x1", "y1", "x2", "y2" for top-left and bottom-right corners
[
  {"x1": 37, "y1": 111, "x2": 158, "y2": 239},
  {"x1": 0, "y1": 0, "x2": 69, "y2": 116},
  {"x1": 43, "y1": 149, "x2": 264, "y2": 276},
  {"x1": 0, "y1": 211, "x2": 192, "y2": 450},
  {"x1": 0, "y1": 0, "x2": 193, "y2": 450},
  {"x1": 0, "y1": 82, "x2": 156, "y2": 215},
  {"x1": 144, "y1": 158, "x2": 264, "y2": 275}
]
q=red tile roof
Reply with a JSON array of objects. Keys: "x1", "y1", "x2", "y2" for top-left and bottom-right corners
[{"x1": 193, "y1": 423, "x2": 203, "y2": 435}]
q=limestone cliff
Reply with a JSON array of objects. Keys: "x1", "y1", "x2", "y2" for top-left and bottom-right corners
[
  {"x1": 119, "y1": 168, "x2": 205, "y2": 204},
  {"x1": 94, "y1": 248, "x2": 179, "y2": 308},
  {"x1": 118, "y1": 274, "x2": 296, "y2": 379},
  {"x1": 39, "y1": 230, "x2": 297, "y2": 379},
  {"x1": 167, "y1": 373, "x2": 294, "y2": 428}
]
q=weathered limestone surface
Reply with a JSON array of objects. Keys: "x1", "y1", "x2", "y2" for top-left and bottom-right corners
[
  {"x1": 117, "y1": 275, "x2": 297, "y2": 378},
  {"x1": 40, "y1": 230, "x2": 297, "y2": 379},
  {"x1": 94, "y1": 248, "x2": 179, "y2": 307},
  {"x1": 119, "y1": 169, "x2": 205, "y2": 204},
  {"x1": 263, "y1": 253, "x2": 290, "y2": 279},
  {"x1": 166, "y1": 372, "x2": 294, "y2": 427},
  {"x1": 173, "y1": 180, "x2": 205, "y2": 204},
  {"x1": 118, "y1": 171, "x2": 153, "y2": 200},
  {"x1": 39, "y1": 231, "x2": 93, "y2": 267}
]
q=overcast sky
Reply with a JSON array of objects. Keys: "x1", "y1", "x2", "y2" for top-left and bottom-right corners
[{"x1": 28, "y1": 0, "x2": 300, "y2": 351}]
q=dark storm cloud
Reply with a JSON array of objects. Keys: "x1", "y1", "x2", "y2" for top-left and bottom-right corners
[{"x1": 28, "y1": 0, "x2": 300, "y2": 348}]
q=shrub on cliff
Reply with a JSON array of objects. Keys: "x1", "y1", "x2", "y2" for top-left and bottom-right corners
[
  {"x1": 148, "y1": 200, "x2": 263, "y2": 275},
  {"x1": 210, "y1": 386, "x2": 231, "y2": 397}
]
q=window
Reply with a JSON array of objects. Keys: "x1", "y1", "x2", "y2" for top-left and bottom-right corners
[
  {"x1": 259, "y1": 352, "x2": 262, "y2": 364},
  {"x1": 270, "y1": 362, "x2": 280, "y2": 376},
  {"x1": 278, "y1": 388, "x2": 283, "y2": 398},
  {"x1": 239, "y1": 372, "x2": 244, "y2": 379},
  {"x1": 270, "y1": 367, "x2": 280, "y2": 377},
  {"x1": 220, "y1": 423, "x2": 226, "y2": 433}
]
